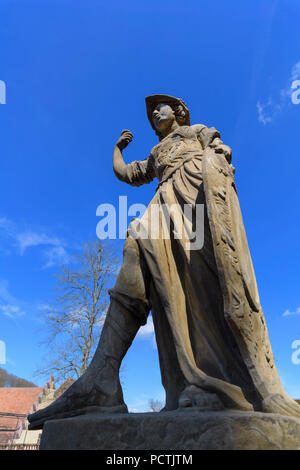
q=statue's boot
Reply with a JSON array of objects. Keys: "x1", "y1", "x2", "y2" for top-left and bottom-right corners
[
  {"x1": 28, "y1": 298, "x2": 141, "y2": 430},
  {"x1": 262, "y1": 392, "x2": 300, "y2": 418}
]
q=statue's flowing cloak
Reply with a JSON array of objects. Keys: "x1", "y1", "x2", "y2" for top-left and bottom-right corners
[
  {"x1": 202, "y1": 147, "x2": 284, "y2": 400},
  {"x1": 127, "y1": 125, "x2": 285, "y2": 410}
]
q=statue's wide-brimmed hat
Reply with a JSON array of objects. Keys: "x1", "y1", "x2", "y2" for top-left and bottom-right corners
[{"x1": 145, "y1": 94, "x2": 190, "y2": 131}]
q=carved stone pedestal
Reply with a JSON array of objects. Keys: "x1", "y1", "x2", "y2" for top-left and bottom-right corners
[{"x1": 39, "y1": 410, "x2": 300, "y2": 450}]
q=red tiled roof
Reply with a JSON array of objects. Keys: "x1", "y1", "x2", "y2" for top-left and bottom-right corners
[
  {"x1": 0, "y1": 387, "x2": 43, "y2": 440},
  {"x1": 0, "y1": 388, "x2": 43, "y2": 415},
  {"x1": 0, "y1": 379, "x2": 53, "y2": 445}
]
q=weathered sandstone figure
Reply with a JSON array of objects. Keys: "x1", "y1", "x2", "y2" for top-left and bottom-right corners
[{"x1": 28, "y1": 95, "x2": 300, "y2": 430}]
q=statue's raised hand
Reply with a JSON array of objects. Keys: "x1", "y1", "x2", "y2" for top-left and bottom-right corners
[{"x1": 116, "y1": 130, "x2": 133, "y2": 151}]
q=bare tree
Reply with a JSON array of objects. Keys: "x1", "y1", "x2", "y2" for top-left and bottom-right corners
[
  {"x1": 148, "y1": 398, "x2": 163, "y2": 412},
  {"x1": 35, "y1": 239, "x2": 120, "y2": 383}
]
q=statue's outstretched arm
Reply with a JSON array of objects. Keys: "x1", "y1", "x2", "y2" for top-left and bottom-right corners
[
  {"x1": 113, "y1": 129, "x2": 133, "y2": 183},
  {"x1": 113, "y1": 129, "x2": 155, "y2": 187}
]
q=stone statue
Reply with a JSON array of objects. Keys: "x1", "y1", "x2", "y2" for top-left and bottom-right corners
[{"x1": 28, "y1": 94, "x2": 300, "y2": 431}]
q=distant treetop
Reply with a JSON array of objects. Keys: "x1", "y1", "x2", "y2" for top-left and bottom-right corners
[{"x1": 0, "y1": 367, "x2": 37, "y2": 388}]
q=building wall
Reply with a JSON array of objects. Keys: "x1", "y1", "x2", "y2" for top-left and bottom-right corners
[{"x1": 14, "y1": 378, "x2": 56, "y2": 445}]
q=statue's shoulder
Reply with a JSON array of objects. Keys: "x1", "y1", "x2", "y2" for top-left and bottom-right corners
[
  {"x1": 191, "y1": 123, "x2": 220, "y2": 135},
  {"x1": 181, "y1": 124, "x2": 207, "y2": 141},
  {"x1": 190, "y1": 123, "x2": 207, "y2": 133},
  {"x1": 190, "y1": 124, "x2": 221, "y2": 148}
]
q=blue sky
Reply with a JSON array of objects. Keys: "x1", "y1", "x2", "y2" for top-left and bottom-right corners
[{"x1": 0, "y1": 0, "x2": 300, "y2": 411}]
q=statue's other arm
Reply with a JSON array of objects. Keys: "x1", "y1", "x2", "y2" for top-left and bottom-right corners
[
  {"x1": 113, "y1": 130, "x2": 133, "y2": 183},
  {"x1": 113, "y1": 130, "x2": 155, "y2": 186},
  {"x1": 193, "y1": 124, "x2": 232, "y2": 164}
]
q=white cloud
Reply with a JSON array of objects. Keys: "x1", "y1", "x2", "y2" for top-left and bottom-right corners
[
  {"x1": 137, "y1": 316, "x2": 155, "y2": 338},
  {"x1": 42, "y1": 245, "x2": 70, "y2": 269},
  {"x1": 127, "y1": 396, "x2": 152, "y2": 413},
  {"x1": 128, "y1": 391, "x2": 165, "y2": 413},
  {"x1": 0, "y1": 279, "x2": 26, "y2": 319},
  {"x1": 16, "y1": 231, "x2": 62, "y2": 255},
  {"x1": 0, "y1": 304, "x2": 25, "y2": 319},
  {"x1": 137, "y1": 316, "x2": 157, "y2": 349},
  {"x1": 0, "y1": 217, "x2": 15, "y2": 237},
  {"x1": 257, "y1": 60, "x2": 300, "y2": 125},
  {"x1": 257, "y1": 100, "x2": 277, "y2": 125},
  {"x1": 0, "y1": 279, "x2": 16, "y2": 304},
  {"x1": 291, "y1": 61, "x2": 300, "y2": 82},
  {"x1": 0, "y1": 216, "x2": 69, "y2": 269},
  {"x1": 283, "y1": 307, "x2": 300, "y2": 317}
]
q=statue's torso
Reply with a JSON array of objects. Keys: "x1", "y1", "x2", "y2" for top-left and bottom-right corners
[{"x1": 151, "y1": 125, "x2": 203, "y2": 182}]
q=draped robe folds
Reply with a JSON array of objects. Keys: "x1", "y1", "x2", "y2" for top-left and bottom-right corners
[{"x1": 121, "y1": 124, "x2": 285, "y2": 411}]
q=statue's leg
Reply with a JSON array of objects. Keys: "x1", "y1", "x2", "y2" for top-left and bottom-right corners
[{"x1": 28, "y1": 236, "x2": 150, "y2": 430}]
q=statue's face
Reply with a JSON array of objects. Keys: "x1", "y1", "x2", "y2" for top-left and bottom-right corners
[{"x1": 152, "y1": 103, "x2": 176, "y2": 134}]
